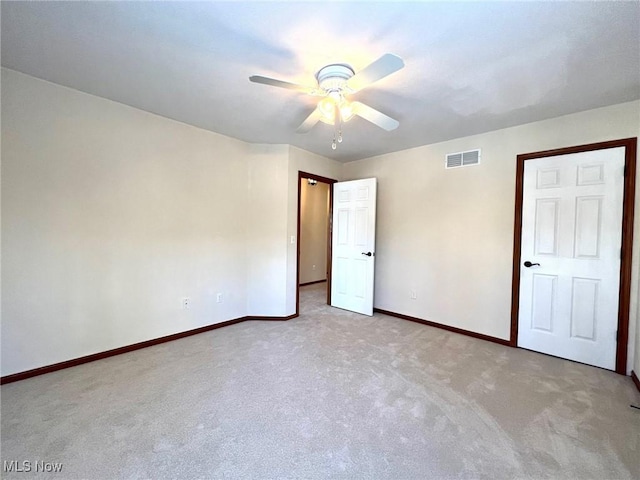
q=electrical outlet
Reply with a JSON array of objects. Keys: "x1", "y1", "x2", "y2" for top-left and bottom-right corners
[
  {"x1": 216, "y1": 293, "x2": 223, "y2": 303},
  {"x1": 410, "y1": 290, "x2": 417, "y2": 300},
  {"x1": 182, "y1": 297, "x2": 190, "y2": 309},
  {"x1": 312, "y1": 264, "x2": 316, "y2": 270}
]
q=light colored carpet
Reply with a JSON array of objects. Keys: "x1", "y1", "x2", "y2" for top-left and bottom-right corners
[{"x1": 2, "y1": 283, "x2": 639, "y2": 479}]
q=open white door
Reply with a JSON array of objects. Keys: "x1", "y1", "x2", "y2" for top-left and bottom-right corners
[
  {"x1": 331, "y1": 178, "x2": 377, "y2": 316},
  {"x1": 518, "y1": 147, "x2": 625, "y2": 370}
]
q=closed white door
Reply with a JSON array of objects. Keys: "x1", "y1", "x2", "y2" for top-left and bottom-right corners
[
  {"x1": 331, "y1": 178, "x2": 377, "y2": 316},
  {"x1": 518, "y1": 147, "x2": 625, "y2": 370}
]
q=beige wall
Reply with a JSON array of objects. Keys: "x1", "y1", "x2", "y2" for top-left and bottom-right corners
[
  {"x1": 246, "y1": 144, "x2": 290, "y2": 316},
  {"x1": 343, "y1": 100, "x2": 640, "y2": 374},
  {"x1": 1, "y1": 68, "x2": 250, "y2": 375},
  {"x1": 299, "y1": 180, "x2": 329, "y2": 284}
]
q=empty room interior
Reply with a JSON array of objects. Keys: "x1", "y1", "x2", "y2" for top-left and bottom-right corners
[{"x1": 2, "y1": 2, "x2": 640, "y2": 478}]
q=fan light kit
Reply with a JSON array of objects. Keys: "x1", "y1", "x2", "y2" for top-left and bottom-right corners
[{"x1": 249, "y1": 53, "x2": 405, "y2": 150}]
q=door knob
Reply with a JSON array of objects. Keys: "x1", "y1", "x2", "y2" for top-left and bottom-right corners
[
  {"x1": 361, "y1": 252, "x2": 373, "y2": 257},
  {"x1": 523, "y1": 261, "x2": 540, "y2": 268}
]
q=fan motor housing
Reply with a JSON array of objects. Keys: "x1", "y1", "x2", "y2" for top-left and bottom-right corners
[{"x1": 316, "y1": 64, "x2": 354, "y2": 92}]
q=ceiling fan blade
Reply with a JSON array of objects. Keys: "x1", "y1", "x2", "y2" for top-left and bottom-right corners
[
  {"x1": 352, "y1": 101, "x2": 399, "y2": 131},
  {"x1": 346, "y1": 54, "x2": 405, "y2": 93},
  {"x1": 249, "y1": 75, "x2": 321, "y2": 95},
  {"x1": 297, "y1": 108, "x2": 323, "y2": 133}
]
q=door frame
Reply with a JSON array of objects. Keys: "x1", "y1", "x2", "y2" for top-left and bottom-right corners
[
  {"x1": 510, "y1": 137, "x2": 637, "y2": 375},
  {"x1": 296, "y1": 171, "x2": 337, "y2": 315}
]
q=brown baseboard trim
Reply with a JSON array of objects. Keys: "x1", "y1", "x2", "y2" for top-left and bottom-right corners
[
  {"x1": 374, "y1": 308, "x2": 511, "y2": 347},
  {"x1": 300, "y1": 279, "x2": 327, "y2": 287},
  {"x1": 632, "y1": 371, "x2": 640, "y2": 393},
  {"x1": 1, "y1": 313, "x2": 298, "y2": 385},
  {"x1": 246, "y1": 314, "x2": 298, "y2": 321}
]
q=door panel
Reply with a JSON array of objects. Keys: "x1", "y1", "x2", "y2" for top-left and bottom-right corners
[
  {"x1": 531, "y1": 274, "x2": 556, "y2": 332},
  {"x1": 337, "y1": 210, "x2": 349, "y2": 245},
  {"x1": 331, "y1": 178, "x2": 377, "y2": 316},
  {"x1": 570, "y1": 278, "x2": 598, "y2": 340},
  {"x1": 518, "y1": 147, "x2": 625, "y2": 370},
  {"x1": 534, "y1": 198, "x2": 560, "y2": 255},
  {"x1": 355, "y1": 208, "x2": 368, "y2": 246},
  {"x1": 574, "y1": 197, "x2": 602, "y2": 258}
]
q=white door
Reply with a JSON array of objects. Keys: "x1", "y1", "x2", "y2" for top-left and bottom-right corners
[
  {"x1": 331, "y1": 178, "x2": 377, "y2": 316},
  {"x1": 518, "y1": 147, "x2": 625, "y2": 370}
]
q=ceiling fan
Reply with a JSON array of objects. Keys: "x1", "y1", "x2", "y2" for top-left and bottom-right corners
[{"x1": 249, "y1": 54, "x2": 404, "y2": 149}]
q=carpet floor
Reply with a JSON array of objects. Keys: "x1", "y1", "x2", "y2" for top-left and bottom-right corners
[{"x1": 1, "y1": 283, "x2": 639, "y2": 479}]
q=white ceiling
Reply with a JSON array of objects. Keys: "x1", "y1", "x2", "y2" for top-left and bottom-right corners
[{"x1": 2, "y1": 1, "x2": 639, "y2": 162}]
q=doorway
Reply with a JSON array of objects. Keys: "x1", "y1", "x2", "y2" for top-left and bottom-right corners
[
  {"x1": 296, "y1": 171, "x2": 337, "y2": 315},
  {"x1": 510, "y1": 138, "x2": 637, "y2": 374}
]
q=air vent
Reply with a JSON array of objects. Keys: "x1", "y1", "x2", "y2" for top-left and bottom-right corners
[{"x1": 445, "y1": 149, "x2": 481, "y2": 169}]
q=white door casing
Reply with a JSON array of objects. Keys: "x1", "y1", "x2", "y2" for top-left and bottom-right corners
[
  {"x1": 518, "y1": 147, "x2": 625, "y2": 370},
  {"x1": 331, "y1": 178, "x2": 377, "y2": 316}
]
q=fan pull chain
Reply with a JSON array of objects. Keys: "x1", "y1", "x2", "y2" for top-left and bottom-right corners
[
  {"x1": 332, "y1": 103, "x2": 340, "y2": 150},
  {"x1": 332, "y1": 102, "x2": 342, "y2": 150}
]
